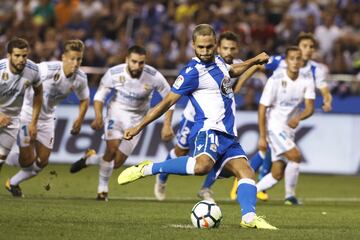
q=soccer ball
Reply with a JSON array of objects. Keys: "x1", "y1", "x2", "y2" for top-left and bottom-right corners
[{"x1": 190, "y1": 200, "x2": 222, "y2": 229}]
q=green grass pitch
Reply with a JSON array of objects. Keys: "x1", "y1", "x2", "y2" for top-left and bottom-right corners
[{"x1": 0, "y1": 164, "x2": 360, "y2": 240}]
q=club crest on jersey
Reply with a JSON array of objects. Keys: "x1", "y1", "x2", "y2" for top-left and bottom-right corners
[
  {"x1": 2, "y1": 72, "x2": 9, "y2": 81},
  {"x1": 119, "y1": 76, "x2": 126, "y2": 85},
  {"x1": 24, "y1": 80, "x2": 30, "y2": 88},
  {"x1": 281, "y1": 81, "x2": 287, "y2": 88},
  {"x1": 173, "y1": 75, "x2": 184, "y2": 89},
  {"x1": 220, "y1": 76, "x2": 233, "y2": 97},
  {"x1": 143, "y1": 83, "x2": 151, "y2": 90},
  {"x1": 54, "y1": 73, "x2": 60, "y2": 81},
  {"x1": 210, "y1": 143, "x2": 217, "y2": 152}
]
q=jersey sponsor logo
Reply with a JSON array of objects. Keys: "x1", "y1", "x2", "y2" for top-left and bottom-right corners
[
  {"x1": 220, "y1": 76, "x2": 233, "y2": 97},
  {"x1": 173, "y1": 75, "x2": 184, "y2": 90},
  {"x1": 54, "y1": 73, "x2": 60, "y2": 81},
  {"x1": 2, "y1": 72, "x2": 9, "y2": 81}
]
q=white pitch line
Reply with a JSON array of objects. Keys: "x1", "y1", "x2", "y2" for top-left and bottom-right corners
[
  {"x1": 108, "y1": 196, "x2": 360, "y2": 203},
  {"x1": 168, "y1": 224, "x2": 194, "y2": 229}
]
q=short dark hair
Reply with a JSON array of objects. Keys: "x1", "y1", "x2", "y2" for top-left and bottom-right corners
[
  {"x1": 218, "y1": 31, "x2": 239, "y2": 45},
  {"x1": 296, "y1": 32, "x2": 317, "y2": 47},
  {"x1": 192, "y1": 24, "x2": 216, "y2": 42},
  {"x1": 7, "y1": 37, "x2": 29, "y2": 54},
  {"x1": 127, "y1": 45, "x2": 147, "y2": 56},
  {"x1": 64, "y1": 39, "x2": 84, "y2": 53},
  {"x1": 285, "y1": 46, "x2": 301, "y2": 57}
]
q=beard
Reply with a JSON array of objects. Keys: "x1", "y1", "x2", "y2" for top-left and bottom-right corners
[{"x1": 10, "y1": 59, "x2": 25, "y2": 74}]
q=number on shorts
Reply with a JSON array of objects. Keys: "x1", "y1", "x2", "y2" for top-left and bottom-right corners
[
  {"x1": 107, "y1": 120, "x2": 114, "y2": 130},
  {"x1": 21, "y1": 125, "x2": 28, "y2": 136},
  {"x1": 208, "y1": 133, "x2": 219, "y2": 146}
]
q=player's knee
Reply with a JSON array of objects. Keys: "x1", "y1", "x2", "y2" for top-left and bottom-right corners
[
  {"x1": 272, "y1": 170, "x2": 284, "y2": 180},
  {"x1": 194, "y1": 161, "x2": 213, "y2": 175},
  {"x1": 289, "y1": 150, "x2": 301, "y2": 163},
  {"x1": 174, "y1": 146, "x2": 188, "y2": 157}
]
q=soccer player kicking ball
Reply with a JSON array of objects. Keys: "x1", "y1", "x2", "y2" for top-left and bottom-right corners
[
  {"x1": 5, "y1": 40, "x2": 90, "y2": 197},
  {"x1": 70, "y1": 45, "x2": 174, "y2": 201},
  {"x1": 0, "y1": 38, "x2": 43, "y2": 194},
  {"x1": 255, "y1": 46, "x2": 315, "y2": 204},
  {"x1": 118, "y1": 24, "x2": 277, "y2": 230}
]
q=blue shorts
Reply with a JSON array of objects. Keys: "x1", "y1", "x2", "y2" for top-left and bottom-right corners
[
  {"x1": 176, "y1": 117, "x2": 195, "y2": 149},
  {"x1": 189, "y1": 129, "x2": 248, "y2": 178}
]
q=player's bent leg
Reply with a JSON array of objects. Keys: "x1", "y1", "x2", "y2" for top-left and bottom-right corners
[
  {"x1": 113, "y1": 150, "x2": 128, "y2": 169},
  {"x1": 118, "y1": 155, "x2": 208, "y2": 185},
  {"x1": 256, "y1": 161, "x2": 285, "y2": 198}
]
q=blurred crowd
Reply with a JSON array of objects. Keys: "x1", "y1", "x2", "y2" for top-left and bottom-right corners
[{"x1": 0, "y1": 0, "x2": 359, "y2": 95}]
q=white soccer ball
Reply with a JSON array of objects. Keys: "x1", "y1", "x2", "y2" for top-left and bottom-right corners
[{"x1": 190, "y1": 200, "x2": 222, "y2": 229}]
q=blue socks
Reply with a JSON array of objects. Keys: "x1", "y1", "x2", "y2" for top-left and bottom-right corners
[
  {"x1": 258, "y1": 149, "x2": 272, "y2": 180},
  {"x1": 200, "y1": 167, "x2": 217, "y2": 189},
  {"x1": 237, "y1": 178, "x2": 257, "y2": 216},
  {"x1": 158, "y1": 151, "x2": 174, "y2": 183},
  {"x1": 152, "y1": 156, "x2": 196, "y2": 176},
  {"x1": 250, "y1": 151, "x2": 265, "y2": 172}
]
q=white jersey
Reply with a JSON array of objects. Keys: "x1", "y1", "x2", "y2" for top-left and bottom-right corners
[
  {"x1": 181, "y1": 58, "x2": 242, "y2": 123},
  {"x1": 21, "y1": 61, "x2": 89, "y2": 121},
  {"x1": 94, "y1": 63, "x2": 171, "y2": 117},
  {"x1": 0, "y1": 58, "x2": 41, "y2": 121},
  {"x1": 260, "y1": 69, "x2": 316, "y2": 130},
  {"x1": 266, "y1": 55, "x2": 328, "y2": 89}
]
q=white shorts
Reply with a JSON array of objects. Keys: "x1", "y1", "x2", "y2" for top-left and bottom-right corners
[
  {"x1": 0, "y1": 126, "x2": 18, "y2": 156},
  {"x1": 19, "y1": 119, "x2": 55, "y2": 149},
  {"x1": 104, "y1": 111, "x2": 144, "y2": 156},
  {"x1": 267, "y1": 127, "x2": 296, "y2": 162}
]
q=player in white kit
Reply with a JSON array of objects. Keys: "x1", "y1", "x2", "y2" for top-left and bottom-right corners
[
  {"x1": 5, "y1": 40, "x2": 89, "y2": 197},
  {"x1": 0, "y1": 38, "x2": 42, "y2": 194},
  {"x1": 70, "y1": 45, "x2": 174, "y2": 201},
  {"x1": 255, "y1": 46, "x2": 315, "y2": 204}
]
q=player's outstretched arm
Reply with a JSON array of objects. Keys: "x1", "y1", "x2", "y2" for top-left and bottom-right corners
[
  {"x1": 71, "y1": 98, "x2": 90, "y2": 135},
  {"x1": 124, "y1": 92, "x2": 181, "y2": 140},
  {"x1": 258, "y1": 104, "x2": 268, "y2": 152},
  {"x1": 288, "y1": 99, "x2": 315, "y2": 129},
  {"x1": 29, "y1": 84, "x2": 43, "y2": 140},
  {"x1": 319, "y1": 86, "x2": 332, "y2": 112},
  {"x1": 229, "y1": 52, "x2": 269, "y2": 78}
]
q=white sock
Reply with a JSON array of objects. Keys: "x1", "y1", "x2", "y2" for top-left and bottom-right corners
[
  {"x1": 5, "y1": 151, "x2": 20, "y2": 167},
  {"x1": 143, "y1": 163, "x2": 154, "y2": 176},
  {"x1": 0, "y1": 159, "x2": 4, "y2": 165},
  {"x1": 284, "y1": 162, "x2": 300, "y2": 198},
  {"x1": 186, "y1": 157, "x2": 196, "y2": 175},
  {"x1": 10, "y1": 160, "x2": 42, "y2": 185},
  {"x1": 98, "y1": 158, "x2": 114, "y2": 193},
  {"x1": 242, "y1": 212, "x2": 256, "y2": 223},
  {"x1": 256, "y1": 173, "x2": 278, "y2": 192},
  {"x1": 86, "y1": 154, "x2": 102, "y2": 166}
]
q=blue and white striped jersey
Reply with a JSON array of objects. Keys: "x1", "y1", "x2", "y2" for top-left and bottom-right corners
[
  {"x1": 265, "y1": 55, "x2": 328, "y2": 89},
  {"x1": 181, "y1": 58, "x2": 242, "y2": 123},
  {"x1": 0, "y1": 58, "x2": 41, "y2": 118},
  {"x1": 171, "y1": 55, "x2": 237, "y2": 137}
]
